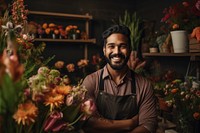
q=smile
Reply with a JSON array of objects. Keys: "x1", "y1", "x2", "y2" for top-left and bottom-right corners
[{"x1": 111, "y1": 57, "x2": 122, "y2": 62}]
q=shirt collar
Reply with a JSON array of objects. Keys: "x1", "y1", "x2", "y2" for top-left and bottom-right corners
[{"x1": 102, "y1": 64, "x2": 133, "y2": 81}]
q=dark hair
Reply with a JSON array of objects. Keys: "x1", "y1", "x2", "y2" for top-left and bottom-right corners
[{"x1": 102, "y1": 24, "x2": 131, "y2": 47}]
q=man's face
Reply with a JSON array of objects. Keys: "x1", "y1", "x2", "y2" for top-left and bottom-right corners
[{"x1": 103, "y1": 33, "x2": 131, "y2": 70}]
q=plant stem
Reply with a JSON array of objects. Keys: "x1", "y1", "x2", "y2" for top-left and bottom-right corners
[{"x1": 68, "y1": 113, "x2": 84, "y2": 126}]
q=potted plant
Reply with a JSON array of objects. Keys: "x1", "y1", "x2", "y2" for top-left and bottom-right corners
[
  {"x1": 161, "y1": 0, "x2": 200, "y2": 53},
  {"x1": 118, "y1": 10, "x2": 143, "y2": 51},
  {"x1": 143, "y1": 31, "x2": 159, "y2": 53}
]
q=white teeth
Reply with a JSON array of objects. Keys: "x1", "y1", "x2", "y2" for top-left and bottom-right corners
[{"x1": 112, "y1": 57, "x2": 121, "y2": 61}]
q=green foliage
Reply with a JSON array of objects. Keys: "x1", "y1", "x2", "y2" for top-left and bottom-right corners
[{"x1": 119, "y1": 11, "x2": 143, "y2": 51}]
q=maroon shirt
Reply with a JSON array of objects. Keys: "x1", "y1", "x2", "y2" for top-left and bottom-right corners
[{"x1": 82, "y1": 65, "x2": 158, "y2": 132}]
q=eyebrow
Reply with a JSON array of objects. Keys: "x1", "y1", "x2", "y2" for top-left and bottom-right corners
[{"x1": 106, "y1": 42, "x2": 128, "y2": 46}]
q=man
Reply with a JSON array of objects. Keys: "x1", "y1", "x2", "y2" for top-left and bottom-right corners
[{"x1": 82, "y1": 25, "x2": 157, "y2": 133}]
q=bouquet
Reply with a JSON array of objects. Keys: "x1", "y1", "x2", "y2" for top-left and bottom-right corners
[{"x1": 0, "y1": 1, "x2": 96, "y2": 132}]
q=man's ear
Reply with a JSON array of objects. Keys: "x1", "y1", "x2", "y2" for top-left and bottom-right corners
[{"x1": 103, "y1": 46, "x2": 105, "y2": 55}]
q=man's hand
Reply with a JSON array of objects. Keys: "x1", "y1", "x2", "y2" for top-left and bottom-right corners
[{"x1": 127, "y1": 51, "x2": 146, "y2": 71}]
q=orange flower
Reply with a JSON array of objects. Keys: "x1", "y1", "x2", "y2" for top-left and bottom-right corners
[
  {"x1": 13, "y1": 101, "x2": 38, "y2": 125},
  {"x1": 77, "y1": 59, "x2": 89, "y2": 68},
  {"x1": 66, "y1": 63, "x2": 75, "y2": 72},
  {"x1": 193, "y1": 112, "x2": 200, "y2": 120},
  {"x1": 172, "y1": 24, "x2": 179, "y2": 30},
  {"x1": 45, "y1": 28, "x2": 51, "y2": 34},
  {"x1": 54, "y1": 29, "x2": 59, "y2": 35},
  {"x1": 42, "y1": 23, "x2": 48, "y2": 29},
  {"x1": 54, "y1": 61, "x2": 64, "y2": 69},
  {"x1": 171, "y1": 88, "x2": 178, "y2": 94},
  {"x1": 44, "y1": 90, "x2": 64, "y2": 111},
  {"x1": 55, "y1": 85, "x2": 72, "y2": 95}
]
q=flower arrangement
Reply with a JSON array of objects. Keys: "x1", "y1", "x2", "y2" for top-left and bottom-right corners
[
  {"x1": 25, "y1": 67, "x2": 96, "y2": 132},
  {"x1": 0, "y1": 65, "x2": 96, "y2": 132},
  {"x1": 161, "y1": 0, "x2": 200, "y2": 32},
  {"x1": 1, "y1": 1, "x2": 96, "y2": 133},
  {"x1": 29, "y1": 22, "x2": 82, "y2": 39},
  {"x1": 161, "y1": 77, "x2": 200, "y2": 132},
  {"x1": 65, "y1": 25, "x2": 80, "y2": 39}
]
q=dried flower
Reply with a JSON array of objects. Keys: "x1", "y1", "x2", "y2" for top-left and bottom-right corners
[{"x1": 11, "y1": 0, "x2": 28, "y2": 25}]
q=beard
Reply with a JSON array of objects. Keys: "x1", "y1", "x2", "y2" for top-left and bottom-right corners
[{"x1": 105, "y1": 53, "x2": 130, "y2": 70}]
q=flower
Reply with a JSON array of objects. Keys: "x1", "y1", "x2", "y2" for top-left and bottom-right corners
[
  {"x1": 65, "y1": 25, "x2": 80, "y2": 39},
  {"x1": 44, "y1": 89, "x2": 65, "y2": 111},
  {"x1": 26, "y1": 66, "x2": 96, "y2": 132},
  {"x1": 66, "y1": 63, "x2": 75, "y2": 72},
  {"x1": 161, "y1": 77, "x2": 200, "y2": 132},
  {"x1": 13, "y1": 101, "x2": 38, "y2": 125},
  {"x1": 11, "y1": 0, "x2": 28, "y2": 25},
  {"x1": 0, "y1": 1, "x2": 96, "y2": 132},
  {"x1": 81, "y1": 99, "x2": 97, "y2": 120},
  {"x1": 161, "y1": 0, "x2": 200, "y2": 32},
  {"x1": 77, "y1": 59, "x2": 89, "y2": 68}
]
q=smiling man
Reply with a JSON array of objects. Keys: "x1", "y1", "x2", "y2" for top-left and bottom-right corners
[{"x1": 82, "y1": 25, "x2": 157, "y2": 133}]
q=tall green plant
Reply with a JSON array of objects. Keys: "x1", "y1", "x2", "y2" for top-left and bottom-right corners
[{"x1": 119, "y1": 11, "x2": 142, "y2": 51}]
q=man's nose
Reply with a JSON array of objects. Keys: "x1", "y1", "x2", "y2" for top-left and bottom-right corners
[{"x1": 113, "y1": 46, "x2": 120, "y2": 54}]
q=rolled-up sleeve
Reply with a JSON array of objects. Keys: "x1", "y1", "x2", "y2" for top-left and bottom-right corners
[{"x1": 136, "y1": 75, "x2": 158, "y2": 133}]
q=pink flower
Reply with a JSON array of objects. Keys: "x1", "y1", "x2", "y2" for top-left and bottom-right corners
[
  {"x1": 66, "y1": 95, "x2": 74, "y2": 106},
  {"x1": 81, "y1": 99, "x2": 96, "y2": 118},
  {"x1": 43, "y1": 111, "x2": 67, "y2": 132},
  {"x1": 195, "y1": 0, "x2": 200, "y2": 11}
]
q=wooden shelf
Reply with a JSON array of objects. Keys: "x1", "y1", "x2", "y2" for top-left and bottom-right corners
[
  {"x1": 28, "y1": 11, "x2": 93, "y2": 20},
  {"x1": 143, "y1": 52, "x2": 200, "y2": 57},
  {"x1": 34, "y1": 38, "x2": 96, "y2": 44},
  {"x1": 28, "y1": 10, "x2": 96, "y2": 59}
]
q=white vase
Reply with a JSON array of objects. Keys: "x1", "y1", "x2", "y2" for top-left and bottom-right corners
[{"x1": 170, "y1": 30, "x2": 189, "y2": 53}]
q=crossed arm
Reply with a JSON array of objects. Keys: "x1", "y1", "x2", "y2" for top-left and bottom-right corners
[{"x1": 83, "y1": 114, "x2": 150, "y2": 133}]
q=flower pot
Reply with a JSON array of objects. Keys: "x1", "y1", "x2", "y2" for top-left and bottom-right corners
[
  {"x1": 170, "y1": 30, "x2": 189, "y2": 53},
  {"x1": 149, "y1": 47, "x2": 158, "y2": 53}
]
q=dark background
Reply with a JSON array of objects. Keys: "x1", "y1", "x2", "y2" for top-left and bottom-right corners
[{"x1": 5, "y1": 0, "x2": 195, "y2": 78}]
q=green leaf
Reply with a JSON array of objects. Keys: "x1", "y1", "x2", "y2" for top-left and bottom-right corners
[
  {"x1": 62, "y1": 104, "x2": 81, "y2": 123},
  {"x1": 0, "y1": 74, "x2": 23, "y2": 113}
]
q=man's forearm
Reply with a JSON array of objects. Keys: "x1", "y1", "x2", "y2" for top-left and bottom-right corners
[
  {"x1": 128, "y1": 125, "x2": 151, "y2": 133},
  {"x1": 83, "y1": 115, "x2": 138, "y2": 133}
]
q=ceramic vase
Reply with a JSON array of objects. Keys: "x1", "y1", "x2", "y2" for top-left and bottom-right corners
[{"x1": 170, "y1": 30, "x2": 189, "y2": 53}]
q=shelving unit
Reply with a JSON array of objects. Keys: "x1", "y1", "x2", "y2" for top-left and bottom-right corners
[
  {"x1": 143, "y1": 52, "x2": 200, "y2": 56},
  {"x1": 34, "y1": 38, "x2": 96, "y2": 43},
  {"x1": 28, "y1": 11, "x2": 96, "y2": 59},
  {"x1": 143, "y1": 52, "x2": 200, "y2": 80}
]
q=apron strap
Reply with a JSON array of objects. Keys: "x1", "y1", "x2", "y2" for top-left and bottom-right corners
[
  {"x1": 99, "y1": 69, "x2": 104, "y2": 91},
  {"x1": 131, "y1": 70, "x2": 136, "y2": 94}
]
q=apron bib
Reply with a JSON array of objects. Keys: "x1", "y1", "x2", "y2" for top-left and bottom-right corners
[{"x1": 96, "y1": 70, "x2": 138, "y2": 120}]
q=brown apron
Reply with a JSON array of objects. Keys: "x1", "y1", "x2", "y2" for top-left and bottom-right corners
[{"x1": 96, "y1": 70, "x2": 138, "y2": 120}]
